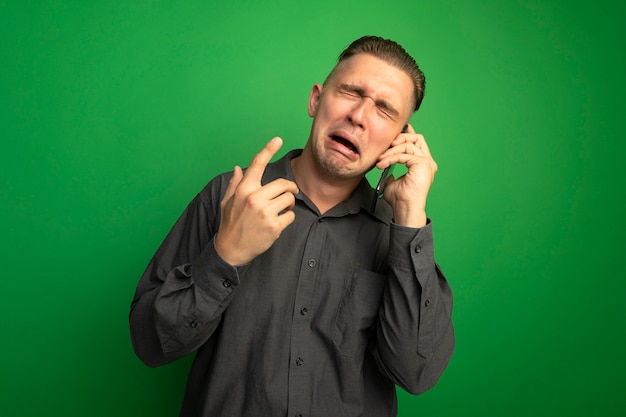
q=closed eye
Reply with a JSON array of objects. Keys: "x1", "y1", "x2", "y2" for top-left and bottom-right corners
[
  {"x1": 336, "y1": 84, "x2": 399, "y2": 120},
  {"x1": 375, "y1": 102, "x2": 396, "y2": 118},
  {"x1": 337, "y1": 84, "x2": 362, "y2": 98}
]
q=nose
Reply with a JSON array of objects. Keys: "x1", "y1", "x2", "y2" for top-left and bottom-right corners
[{"x1": 348, "y1": 97, "x2": 374, "y2": 129}]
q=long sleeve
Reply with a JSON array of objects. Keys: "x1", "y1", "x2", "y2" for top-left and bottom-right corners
[
  {"x1": 129, "y1": 176, "x2": 242, "y2": 367},
  {"x1": 372, "y1": 220, "x2": 455, "y2": 394}
]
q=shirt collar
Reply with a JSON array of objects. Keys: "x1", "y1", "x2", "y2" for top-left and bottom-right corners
[{"x1": 263, "y1": 149, "x2": 390, "y2": 224}]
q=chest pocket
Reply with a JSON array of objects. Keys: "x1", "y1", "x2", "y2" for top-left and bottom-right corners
[{"x1": 332, "y1": 267, "x2": 387, "y2": 357}]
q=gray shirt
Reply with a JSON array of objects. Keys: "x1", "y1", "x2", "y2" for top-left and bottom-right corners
[{"x1": 130, "y1": 149, "x2": 455, "y2": 417}]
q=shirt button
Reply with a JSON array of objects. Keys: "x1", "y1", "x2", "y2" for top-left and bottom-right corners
[
  {"x1": 414, "y1": 245, "x2": 422, "y2": 253},
  {"x1": 308, "y1": 259, "x2": 316, "y2": 267},
  {"x1": 222, "y1": 279, "x2": 231, "y2": 288},
  {"x1": 189, "y1": 320, "x2": 198, "y2": 328},
  {"x1": 296, "y1": 357, "x2": 304, "y2": 366},
  {"x1": 300, "y1": 307, "x2": 308, "y2": 316},
  {"x1": 424, "y1": 298, "x2": 431, "y2": 307}
]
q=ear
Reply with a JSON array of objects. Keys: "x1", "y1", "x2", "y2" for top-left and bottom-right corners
[{"x1": 307, "y1": 83, "x2": 323, "y2": 117}]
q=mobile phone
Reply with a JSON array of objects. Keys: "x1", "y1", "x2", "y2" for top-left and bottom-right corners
[{"x1": 370, "y1": 124, "x2": 408, "y2": 213}]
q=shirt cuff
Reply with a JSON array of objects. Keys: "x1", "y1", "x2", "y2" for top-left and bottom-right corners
[
  {"x1": 191, "y1": 238, "x2": 243, "y2": 299},
  {"x1": 388, "y1": 219, "x2": 435, "y2": 274}
]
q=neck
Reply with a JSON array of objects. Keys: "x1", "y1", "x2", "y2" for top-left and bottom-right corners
[{"x1": 291, "y1": 146, "x2": 362, "y2": 214}]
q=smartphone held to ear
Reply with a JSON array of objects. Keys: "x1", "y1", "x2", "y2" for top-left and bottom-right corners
[{"x1": 370, "y1": 125, "x2": 408, "y2": 213}]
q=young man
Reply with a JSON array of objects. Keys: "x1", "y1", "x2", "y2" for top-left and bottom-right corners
[{"x1": 130, "y1": 36, "x2": 454, "y2": 417}]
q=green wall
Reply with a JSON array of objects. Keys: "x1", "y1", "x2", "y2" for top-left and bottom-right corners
[{"x1": 1, "y1": 1, "x2": 624, "y2": 416}]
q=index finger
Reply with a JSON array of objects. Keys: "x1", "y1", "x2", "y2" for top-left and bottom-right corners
[
  {"x1": 244, "y1": 137, "x2": 284, "y2": 183},
  {"x1": 397, "y1": 125, "x2": 433, "y2": 158},
  {"x1": 392, "y1": 123, "x2": 415, "y2": 144},
  {"x1": 415, "y1": 133, "x2": 433, "y2": 158}
]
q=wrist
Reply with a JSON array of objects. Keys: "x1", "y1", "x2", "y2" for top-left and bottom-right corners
[
  {"x1": 392, "y1": 202, "x2": 427, "y2": 228},
  {"x1": 215, "y1": 233, "x2": 248, "y2": 266}
]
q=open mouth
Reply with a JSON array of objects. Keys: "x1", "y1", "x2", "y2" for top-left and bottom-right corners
[{"x1": 331, "y1": 134, "x2": 358, "y2": 154}]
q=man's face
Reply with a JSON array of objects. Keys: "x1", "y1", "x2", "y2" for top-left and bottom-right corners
[{"x1": 307, "y1": 53, "x2": 414, "y2": 180}]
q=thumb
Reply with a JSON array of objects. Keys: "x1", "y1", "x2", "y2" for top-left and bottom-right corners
[{"x1": 222, "y1": 165, "x2": 243, "y2": 204}]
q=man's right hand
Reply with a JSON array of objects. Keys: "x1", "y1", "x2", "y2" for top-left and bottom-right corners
[{"x1": 215, "y1": 137, "x2": 299, "y2": 266}]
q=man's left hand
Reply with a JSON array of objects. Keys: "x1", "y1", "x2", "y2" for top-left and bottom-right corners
[{"x1": 376, "y1": 124, "x2": 438, "y2": 228}]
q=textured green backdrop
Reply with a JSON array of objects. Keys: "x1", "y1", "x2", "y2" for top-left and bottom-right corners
[{"x1": 1, "y1": 1, "x2": 624, "y2": 416}]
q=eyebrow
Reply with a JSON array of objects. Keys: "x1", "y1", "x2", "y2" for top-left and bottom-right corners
[{"x1": 337, "y1": 83, "x2": 400, "y2": 118}]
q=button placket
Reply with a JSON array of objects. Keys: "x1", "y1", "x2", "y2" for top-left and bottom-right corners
[{"x1": 287, "y1": 217, "x2": 325, "y2": 415}]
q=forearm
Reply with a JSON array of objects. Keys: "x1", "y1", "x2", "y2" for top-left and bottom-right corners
[
  {"x1": 130, "y1": 239, "x2": 241, "y2": 367},
  {"x1": 373, "y1": 221, "x2": 455, "y2": 394}
]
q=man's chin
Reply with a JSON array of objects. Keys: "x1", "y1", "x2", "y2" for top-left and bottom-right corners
[
  {"x1": 319, "y1": 158, "x2": 368, "y2": 181},
  {"x1": 311, "y1": 145, "x2": 367, "y2": 180}
]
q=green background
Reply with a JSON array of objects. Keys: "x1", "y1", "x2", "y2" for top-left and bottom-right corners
[{"x1": 1, "y1": 0, "x2": 624, "y2": 416}]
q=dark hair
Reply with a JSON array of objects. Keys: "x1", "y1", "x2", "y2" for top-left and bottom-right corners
[{"x1": 330, "y1": 36, "x2": 426, "y2": 112}]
